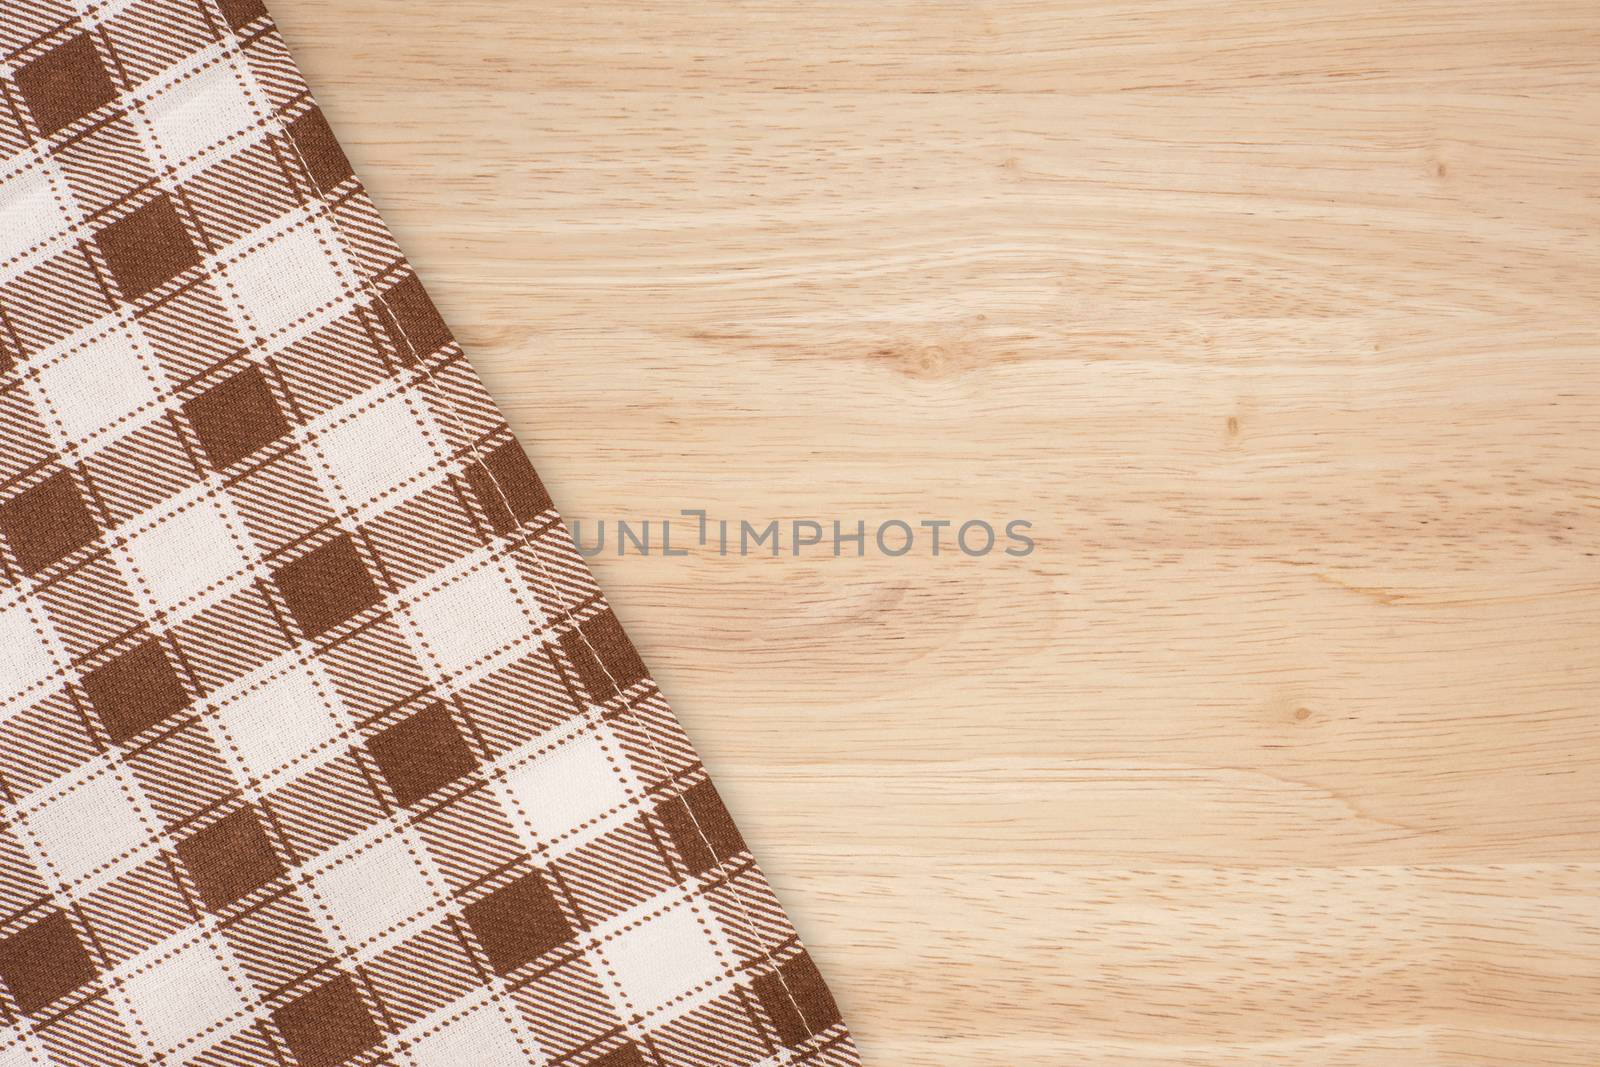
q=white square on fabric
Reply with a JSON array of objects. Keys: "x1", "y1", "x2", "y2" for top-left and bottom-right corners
[
  {"x1": 0, "y1": 1032, "x2": 44, "y2": 1067},
  {"x1": 213, "y1": 666, "x2": 342, "y2": 779},
  {"x1": 0, "y1": 601, "x2": 58, "y2": 702},
  {"x1": 405, "y1": 562, "x2": 536, "y2": 676},
  {"x1": 503, "y1": 729, "x2": 635, "y2": 846},
  {"x1": 143, "y1": 59, "x2": 259, "y2": 166},
  {"x1": 408, "y1": 1006, "x2": 529, "y2": 1067},
  {"x1": 0, "y1": 162, "x2": 68, "y2": 268},
  {"x1": 311, "y1": 834, "x2": 437, "y2": 949},
  {"x1": 28, "y1": 771, "x2": 149, "y2": 885},
  {"x1": 600, "y1": 901, "x2": 728, "y2": 1014},
  {"x1": 122, "y1": 498, "x2": 248, "y2": 610},
  {"x1": 313, "y1": 392, "x2": 438, "y2": 510},
  {"x1": 224, "y1": 222, "x2": 347, "y2": 337},
  {"x1": 118, "y1": 937, "x2": 246, "y2": 1055},
  {"x1": 31, "y1": 328, "x2": 161, "y2": 444}
]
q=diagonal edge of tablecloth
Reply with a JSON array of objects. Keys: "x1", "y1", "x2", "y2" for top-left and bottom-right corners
[{"x1": 0, "y1": 2, "x2": 859, "y2": 1065}]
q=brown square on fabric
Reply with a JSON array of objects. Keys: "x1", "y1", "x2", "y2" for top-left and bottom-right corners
[
  {"x1": 366, "y1": 702, "x2": 478, "y2": 807},
  {"x1": 658, "y1": 780, "x2": 746, "y2": 877},
  {"x1": 286, "y1": 108, "x2": 353, "y2": 194},
  {"x1": 466, "y1": 440, "x2": 552, "y2": 535},
  {"x1": 80, "y1": 638, "x2": 190, "y2": 743},
  {"x1": 560, "y1": 609, "x2": 648, "y2": 702},
  {"x1": 94, "y1": 195, "x2": 199, "y2": 300},
  {"x1": 271, "y1": 972, "x2": 382, "y2": 1067},
  {"x1": 0, "y1": 911, "x2": 98, "y2": 1014},
  {"x1": 183, "y1": 364, "x2": 290, "y2": 469},
  {"x1": 216, "y1": 0, "x2": 268, "y2": 31},
  {"x1": 14, "y1": 34, "x2": 118, "y2": 138},
  {"x1": 0, "y1": 470, "x2": 99, "y2": 575},
  {"x1": 271, "y1": 533, "x2": 380, "y2": 637},
  {"x1": 176, "y1": 807, "x2": 286, "y2": 910},
  {"x1": 752, "y1": 951, "x2": 842, "y2": 1048},
  {"x1": 593, "y1": 1044, "x2": 647, "y2": 1067},
  {"x1": 461, "y1": 871, "x2": 572, "y2": 975},
  {"x1": 378, "y1": 274, "x2": 451, "y2": 363}
]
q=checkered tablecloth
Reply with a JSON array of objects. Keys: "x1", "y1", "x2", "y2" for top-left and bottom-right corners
[{"x1": 0, "y1": 3, "x2": 857, "y2": 1064}]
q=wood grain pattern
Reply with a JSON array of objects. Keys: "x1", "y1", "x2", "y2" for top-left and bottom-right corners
[{"x1": 267, "y1": 2, "x2": 1600, "y2": 1062}]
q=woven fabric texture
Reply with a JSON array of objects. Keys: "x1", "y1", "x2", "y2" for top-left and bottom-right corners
[{"x1": 0, "y1": 2, "x2": 857, "y2": 1065}]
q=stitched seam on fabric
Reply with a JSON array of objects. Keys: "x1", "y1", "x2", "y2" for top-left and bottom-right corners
[
  {"x1": 208, "y1": 48, "x2": 551, "y2": 1064},
  {"x1": 261, "y1": 51, "x2": 824, "y2": 1054}
]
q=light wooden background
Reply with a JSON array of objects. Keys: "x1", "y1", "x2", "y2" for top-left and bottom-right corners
[{"x1": 269, "y1": 2, "x2": 1600, "y2": 1063}]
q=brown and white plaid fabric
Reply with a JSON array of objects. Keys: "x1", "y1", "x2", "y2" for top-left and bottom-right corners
[{"x1": 0, "y1": 2, "x2": 857, "y2": 1064}]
